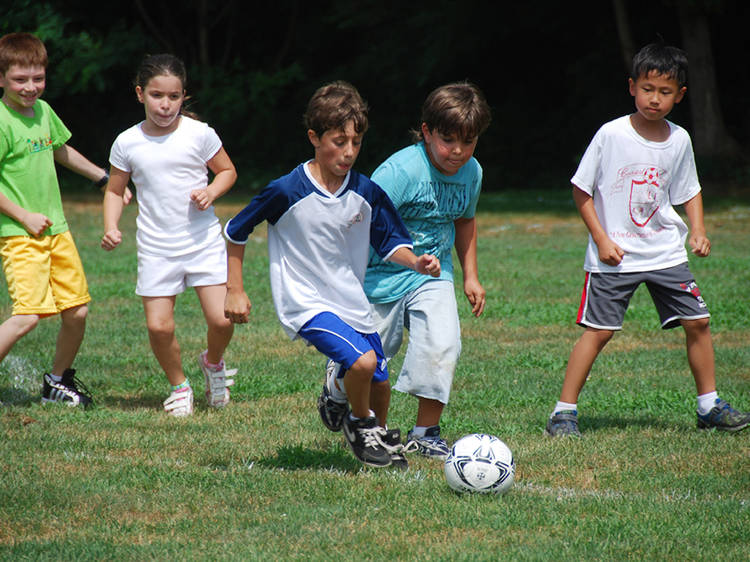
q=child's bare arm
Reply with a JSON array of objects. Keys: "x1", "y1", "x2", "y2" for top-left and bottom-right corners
[
  {"x1": 191, "y1": 148, "x2": 237, "y2": 211},
  {"x1": 53, "y1": 144, "x2": 107, "y2": 182},
  {"x1": 573, "y1": 185, "x2": 624, "y2": 266},
  {"x1": 101, "y1": 167, "x2": 131, "y2": 250},
  {"x1": 455, "y1": 216, "x2": 485, "y2": 317},
  {"x1": 387, "y1": 246, "x2": 441, "y2": 277},
  {"x1": 682, "y1": 192, "x2": 710, "y2": 257},
  {"x1": 224, "y1": 241, "x2": 251, "y2": 323},
  {"x1": 0, "y1": 192, "x2": 51, "y2": 236}
]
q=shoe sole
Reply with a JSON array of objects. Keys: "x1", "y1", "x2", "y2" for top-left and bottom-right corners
[{"x1": 697, "y1": 420, "x2": 750, "y2": 432}]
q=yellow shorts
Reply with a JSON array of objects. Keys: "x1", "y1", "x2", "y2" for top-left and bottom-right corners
[{"x1": 0, "y1": 231, "x2": 91, "y2": 316}]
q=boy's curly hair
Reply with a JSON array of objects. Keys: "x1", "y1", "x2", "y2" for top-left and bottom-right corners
[
  {"x1": 304, "y1": 81, "x2": 369, "y2": 138},
  {"x1": 413, "y1": 81, "x2": 491, "y2": 142}
]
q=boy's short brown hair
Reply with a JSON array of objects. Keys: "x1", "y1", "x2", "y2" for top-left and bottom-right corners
[
  {"x1": 303, "y1": 81, "x2": 369, "y2": 138},
  {"x1": 0, "y1": 32, "x2": 48, "y2": 74},
  {"x1": 416, "y1": 81, "x2": 491, "y2": 142}
]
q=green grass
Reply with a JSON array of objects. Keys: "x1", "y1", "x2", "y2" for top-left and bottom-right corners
[{"x1": 1, "y1": 191, "x2": 748, "y2": 561}]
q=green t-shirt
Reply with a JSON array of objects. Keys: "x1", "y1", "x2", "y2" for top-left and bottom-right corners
[{"x1": 0, "y1": 98, "x2": 71, "y2": 237}]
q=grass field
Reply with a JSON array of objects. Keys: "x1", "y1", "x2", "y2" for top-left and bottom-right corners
[{"x1": 1, "y1": 189, "x2": 748, "y2": 561}]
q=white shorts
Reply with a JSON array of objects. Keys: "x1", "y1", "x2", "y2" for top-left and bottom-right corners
[
  {"x1": 370, "y1": 279, "x2": 461, "y2": 404},
  {"x1": 136, "y1": 235, "x2": 227, "y2": 297}
]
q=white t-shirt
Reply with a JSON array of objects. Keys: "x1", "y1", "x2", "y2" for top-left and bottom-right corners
[
  {"x1": 224, "y1": 162, "x2": 413, "y2": 339},
  {"x1": 571, "y1": 115, "x2": 701, "y2": 273},
  {"x1": 109, "y1": 116, "x2": 224, "y2": 256}
]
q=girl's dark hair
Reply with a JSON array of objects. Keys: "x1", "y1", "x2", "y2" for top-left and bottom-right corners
[
  {"x1": 412, "y1": 81, "x2": 491, "y2": 143},
  {"x1": 631, "y1": 42, "x2": 688, "y2": 88},
  {"x1": 303, "y1": 81, "x2": 369, "y2": 138},
  {"x1": 134, "y1": 53, "x2": 198, "y2": 119}
]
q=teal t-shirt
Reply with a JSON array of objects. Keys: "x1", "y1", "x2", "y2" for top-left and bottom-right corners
[
  {"x1": 364, "y1": 142, "x2": 482, "y2": 303},
  {"x1": 0, "y1": 99, "x2": 71, "y2": 237}
]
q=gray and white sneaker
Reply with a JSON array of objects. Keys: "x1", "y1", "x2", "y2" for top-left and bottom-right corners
[
  {"x1": 41, "y1": 370, "x2": 93, "y2": 408},
  {"x1": 545, "y1": 410, "x2": 581, "y2": 437},
  {"x1": 343, "y1": 415, "x2": 391, "y2": 467},
  {"x1": 406, "y1": 425, "x2": 450, "y2": 460}
]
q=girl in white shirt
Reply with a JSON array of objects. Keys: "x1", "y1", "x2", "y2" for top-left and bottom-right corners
[{"x1": 102, "y1": 54, "x2": 237, "y2": 417}]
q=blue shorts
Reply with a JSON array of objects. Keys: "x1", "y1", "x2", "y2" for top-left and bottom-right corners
[{"x1": 298, "y1": 312, "x2": 389, "y2": 383}]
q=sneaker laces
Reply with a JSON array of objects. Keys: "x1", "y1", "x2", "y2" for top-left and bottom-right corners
[
  {"x1": 61, "y1": 371, "x2": 93, "y2": 401},
  {"x1": 359, "y1": 424, "x2": 387, "y2": 450}
]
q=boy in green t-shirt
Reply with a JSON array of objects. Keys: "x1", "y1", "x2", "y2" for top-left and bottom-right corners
[{"x1": 0, "y1": 32, "x2": 118, "y2": 406}]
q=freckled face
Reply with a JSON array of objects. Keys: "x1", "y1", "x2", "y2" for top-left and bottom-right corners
[
  {"x1": 309, "y1": 120, "x2": 363, "y2": 180},
  {"x1": 0, "y1": 64, "x2": 46, "y2": 114},
  {"x1": 422, "y1": 123, "x2": 477, "y2": 176}
]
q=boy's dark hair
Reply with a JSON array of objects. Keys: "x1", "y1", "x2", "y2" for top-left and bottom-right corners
[
  {"x1": 631, "y1": 42, "x2": 688, "y2": 88},
  {"x1": 134, "y1": 53, "x2": 199, "y2": 120},
  {"x1": 0, "y1": 32, "x2": 47, "y2": 74},
  {"x1": 304, "y1": 81, "x2": 369, "y2": 138},
  {"x1": 413, "y1": 81, "x2": 491, "y2": 143}
]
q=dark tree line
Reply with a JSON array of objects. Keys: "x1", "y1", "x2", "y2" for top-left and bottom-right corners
[{"x1": 3, "y1": 0, "x2": 748, "y2": 193}]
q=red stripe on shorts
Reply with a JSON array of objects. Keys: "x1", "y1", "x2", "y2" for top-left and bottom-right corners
[{"x1": 576, "y1": 272, "x2": 590, "y2": 324}]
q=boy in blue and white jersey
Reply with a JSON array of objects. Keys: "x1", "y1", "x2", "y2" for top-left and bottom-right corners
[{"x1": 224, "y1": 82, "x2": 440, "y2": 468}]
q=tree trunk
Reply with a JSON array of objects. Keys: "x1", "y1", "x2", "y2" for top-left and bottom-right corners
[{"x1": 678, "y1": 6, "x2": 741, "y2": 158}]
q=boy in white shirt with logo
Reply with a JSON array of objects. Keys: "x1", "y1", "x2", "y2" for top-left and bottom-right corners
[{"x1": 546, "y1": 42, "x2": 749, "y2": 437}]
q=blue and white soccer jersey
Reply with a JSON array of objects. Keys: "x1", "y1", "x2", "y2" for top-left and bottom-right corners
[{"x1": 224, "y1": 161, "x2": 413, "y2": 340}]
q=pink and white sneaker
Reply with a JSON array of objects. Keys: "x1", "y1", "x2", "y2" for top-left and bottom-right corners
[{"x1": 199, "y1": 351, "x2": 236, "y2": 408}]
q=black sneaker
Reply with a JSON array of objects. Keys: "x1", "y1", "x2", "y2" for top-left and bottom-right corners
[
  {"x1": 317, "y1": 383, "x2": 348, "y2": 432},
  {"x1": 697, "y1": 399, "x2": 750, "y2": 432},
  {"x1": 342, "y1": 415, "x2": 391, "y2": 467},
  {"x1": 42, "y1": 369, "x2": 93, "y2": 408},
  {"x1": 382, "y1": 428, "x2": 419, "y2": 471}
]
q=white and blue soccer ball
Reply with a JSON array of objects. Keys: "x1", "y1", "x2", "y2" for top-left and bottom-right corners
[{"x1": 444, "y1": 434, "x2": 515, "y2": 494}]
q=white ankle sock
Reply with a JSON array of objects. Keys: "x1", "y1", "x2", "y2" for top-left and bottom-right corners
[
  {"x1": 554, "y1": 401, "x2": 577, "y2": 415},
  {"x1": 697, "y1": 391, "x2": 718, "y2": 415}
]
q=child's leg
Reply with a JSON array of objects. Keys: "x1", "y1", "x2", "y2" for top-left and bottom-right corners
[
  {"x1": 142, "y1": 296, "x2": 185, "y2": 386},
  {"x1": 681, "y1": 317, "x2": 716, "y2": 395},
  {"x1": 416, "y1": 398, "x2": 444, "y2": 428},
  {"x1": 343, "y1": 349, "x2": 377, "y2": 419},
  {"x1": 51, "y1": 304, "x2": 88, "y2": 375},
  {"x1": 559, "y1": 327, "x2": 613, "y2": 404},
  {"x1": 370, "y1": 380, "x2": 391, "y2": 427},
  {"x1": 194, "y1": 284, "x2": 234, "y2": 364},
  {"x1": 0, "y1": 314, "x2": 40, "y2": 363}
]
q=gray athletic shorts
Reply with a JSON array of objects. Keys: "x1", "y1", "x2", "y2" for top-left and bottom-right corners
[{"x1": 576, "y1": 263, "x2": 710, "y2": 330}]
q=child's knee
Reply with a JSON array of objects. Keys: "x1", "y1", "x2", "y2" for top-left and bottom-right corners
[
  {"x1": 10, "y1": 314, "x2": 40, "y2": 337},
  {"x1": 350, "y1": 350, "x2": 377, "y2": 377},
  {"x1": 682, "y1": 317, "x2": 710, "y2": 335},
  {"x1": 146, "y1": 317, "x2": 175, "y2": 339},
  {"x1": 62, "y1": 304, "x2": 88, "y2": 325}
]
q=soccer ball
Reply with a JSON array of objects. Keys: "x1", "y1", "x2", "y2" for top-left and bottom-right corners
[{"x1": 444, "y1": 434, "x2": 515, "y2": 494}]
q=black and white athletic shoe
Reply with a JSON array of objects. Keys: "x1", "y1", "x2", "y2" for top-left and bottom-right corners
[
  {"x1": 42, "y1": 369, "x2": 93, "y2": 408},
  {"x1": 342, "y1": 415, "x2": 391, "y2": 467}
]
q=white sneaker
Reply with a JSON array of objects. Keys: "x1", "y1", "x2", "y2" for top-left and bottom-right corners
[
  {"x1": 325, "y1": 359, "x2": 347, "y2": 402},
  {"x1": 199, "y1": 351, "x2": 236, "y2": 408},
  {"x1": 163, "y1": 386, "x2": 194, "y2": 417}
]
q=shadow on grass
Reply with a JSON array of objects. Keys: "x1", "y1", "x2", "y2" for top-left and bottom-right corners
[
  {"x1": 0, "y1": 385, "x2": 36, "y2": 406},
  {"x1": 105, "y1": 394, "x2": 167, "y2": 411},
  {"x1": 582, "y1": 414, "x2": 688, "y2": 432},
  {"x1": 257, "y1": 443, "x2": 361, "y2": 472}
]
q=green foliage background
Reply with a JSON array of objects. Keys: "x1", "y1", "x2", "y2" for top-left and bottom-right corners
[{"x1": 3, "y1": 0, "x2": 749, "y2": 193}]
